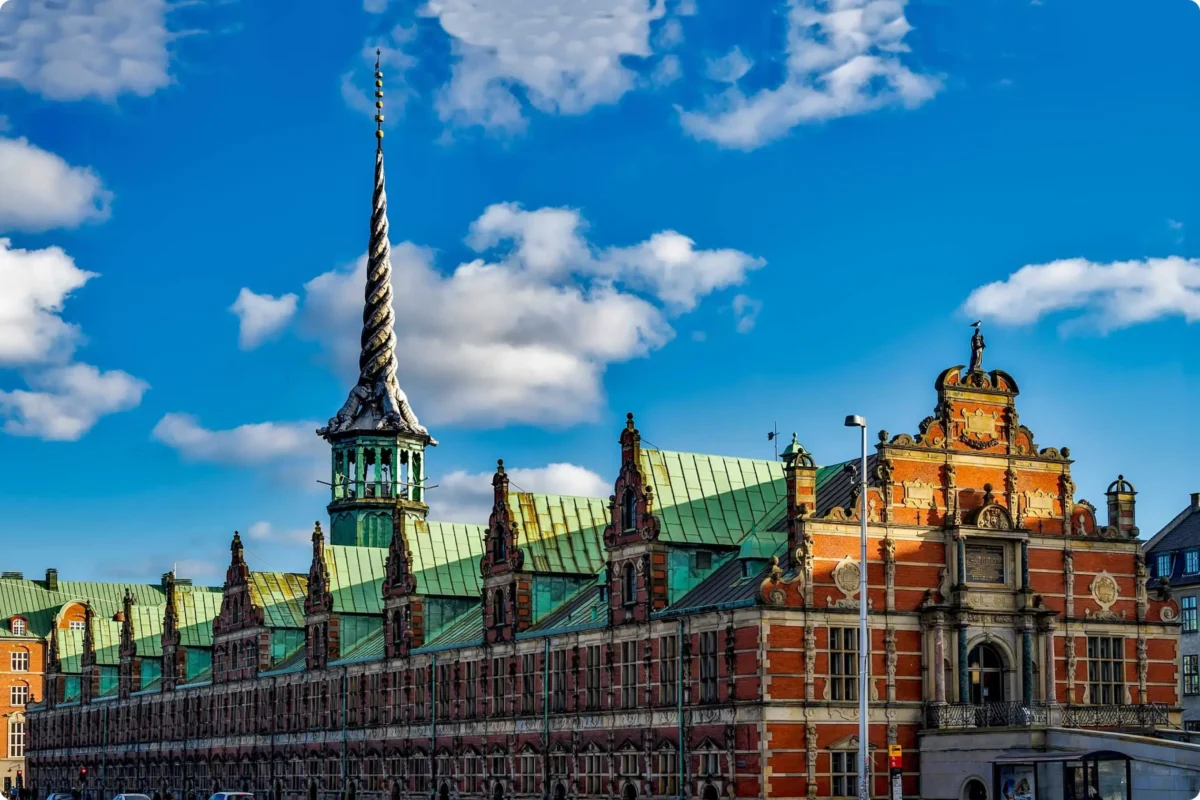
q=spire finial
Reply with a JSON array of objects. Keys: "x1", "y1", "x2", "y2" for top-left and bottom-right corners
[
  {"x1": 317, "y1": 52, "x2": 430, "y2": 440},
  {"x1": 374, "y1": 49, "x2": 384, "y2": 148}
]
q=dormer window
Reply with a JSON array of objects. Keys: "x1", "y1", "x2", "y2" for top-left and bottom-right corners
[
  {"x1": 1157, "y1": 553, "x2": 1172, "y2": 578},
  {"x1": 623, "y1": 489, "x2": 637, "y2": 532},
  {"x1": 1186, "y1": 550, "x2": 1199, "y2": 575},
  {"x1": 622, "y1": 562, "x2": 636, "y2": 606},
  {"x1": 10, "y1": 618, "x2": 25, "y2": 637}
]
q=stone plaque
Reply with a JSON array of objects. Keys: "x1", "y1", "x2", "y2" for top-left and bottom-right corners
[{"x1": 965, "y1": 543, "x2": 1005, "y2": 584}]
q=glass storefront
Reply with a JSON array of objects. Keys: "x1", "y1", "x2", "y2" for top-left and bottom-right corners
[{"x1": 995, "y1": 751, "x2": 1131, "y2": 800}]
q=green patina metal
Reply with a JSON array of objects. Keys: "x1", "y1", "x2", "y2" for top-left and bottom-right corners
[
  {"x1": 639, "y1": 449, "x2": 787, "y2": 547},
  {"x1": 185, "y1": 648, "x2": 211, "y2": 681},
  {"x1": 270, "y1": 629, "x2": 306, "y2": 666},
  {"x1": 409, "y1": 520, "x2": 486, "y2": 597},
  {"x1": 338, "y1": 614, "x2": 381, "y2": 658},
  {"x1": 248, "y1": 572, "x2": 307, "y2": 629},
  {"x1": 507, "y1": 493, "x2": 609, "y2": 575},
  {"x1": 139, "y1": 659, "x2": 161, "y2": 688},
  {"x1": 666, "y1": 548, "x2": 736, "y2": 604},
  {"x1": 424, "y1": 597, "x2": 475, "y2": 640},
  {"x1": 327, "y1": 433, "x2": 428, "y2": 548},
  {"x1": 531, "y1": 576, "x2": 591, "y2": 622},
  {"x1": 63, "y1": 676, "x2": 81, "y2": 702}
]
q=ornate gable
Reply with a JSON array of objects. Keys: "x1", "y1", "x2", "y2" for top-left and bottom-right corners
[
  {"x1": 481, "y1": 460, "x2": 523, "y2": 578},
  {"x1": 603, "y1": 414, "x2": 661, "y2": 549},
  {"x1": 482, "y1": 460, "x2": 528, "y2": 644},
  {"x1": 213, "y1": 532, "x2": 265, "y2": 636},
  {"x1": 603, "y1": 414, "x2": 666, "y2": 624},
  {"x1": 118, "y1": 589, "x2": 136, "y2": 660},
  {"x1": 384, "y1": 510, "x2": 423, "y2": 658},
  {"x1": 305, "y1": 523, "x2": 333, "y2": 616}
]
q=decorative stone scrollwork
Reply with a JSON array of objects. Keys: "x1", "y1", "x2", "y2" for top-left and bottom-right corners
[
  {"x1": 974, "y1": 504, "x2": 1013, "y2": 530},
  {"x1": 804, "y1": 624, "x2": 816, "y2": 702},
  {"x1": 828, "y1": 556, "x2": 866, "y2": 609},
  {"x1": 805, "y1": 724, "x2": 818, "y2": 800}
]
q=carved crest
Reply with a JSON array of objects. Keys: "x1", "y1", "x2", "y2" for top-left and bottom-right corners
[
  {"x1": 973, "y1": 504, "x2": 1013, "y2": 530},
  {"x1": 1089, "y1": 571, "x2": 1120, "y2": 611}
]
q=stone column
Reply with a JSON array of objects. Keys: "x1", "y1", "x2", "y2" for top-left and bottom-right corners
[
  {"x1": 957, "y1": 537, "x2": 967, "y2": 586},
  {"x1": 1043, "y1": 625, "x2": 1056, "y2": 703},
  {"x1": 957, "y1": 623, "x2": 969, "y2": 704},
  {"x1": 1020, "y1": 541, "x2": 1030, "y2": 591},
  {"x1": 933, "y1": 619, "x2": 946, "y2": 704},
  {"x1": 1021, "y1": 624, "x2": 1033, "y2": 706}
]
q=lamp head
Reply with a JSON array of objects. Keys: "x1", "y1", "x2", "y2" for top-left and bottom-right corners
[{"x1": 844, "y1": 415, "x2": 866, "y2": 428}]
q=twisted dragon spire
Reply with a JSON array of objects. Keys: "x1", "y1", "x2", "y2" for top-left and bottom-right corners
[{"x1": 319, "y1": 52, "x2": 429, "y2": 439}]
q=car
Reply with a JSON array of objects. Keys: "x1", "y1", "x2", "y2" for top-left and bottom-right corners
[
  {"x1": 113, "y1": 794, "x2": 152, "y2": 800},
  {"x1": 207, "y1": 793, "x2": 256, "y2": 800},
  {"x1": 46, "y1": 793, "x2": 75, "y2": 800}
]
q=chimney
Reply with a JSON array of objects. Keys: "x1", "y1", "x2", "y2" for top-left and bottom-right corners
[
  {"x1": 0, "y1": 572, "x2": 23, "y2": 580},
  {"x1": 781, "y1": 433, "x2": 818, "y2": 553},
  {"x1": 1106, "y1": 475, "x2": 1138, "y2": 537},
  {"x1": 1192, "y1": 492, "x2": 1200, "y2": 511},
  {"x1": 45, "y1": 568, "x2": 58, "y2": 592}
]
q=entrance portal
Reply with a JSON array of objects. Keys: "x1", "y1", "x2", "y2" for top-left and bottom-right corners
[
  {"x1": 967, "y1": 643, "x2": 1005, "y2": 704},
  {"x1": 963, "y1": 778, "x2": 987, "y2": 800}
]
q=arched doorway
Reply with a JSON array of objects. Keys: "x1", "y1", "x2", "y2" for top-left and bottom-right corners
[
  {"x1": 492, "y1": 783, "x2": 504, "y2": 800},
  {"x1": 962, "y1": 778, "x2": 988, "y2": 800},
  {"x1": 967, "y1": 643, "x2": 1005, "y2": 704},
  {"x1": 438, "y1": 784, "x2": 449, "y2": 800},
  {"x1": 390, "y1": 784, "x2": 401, "y2": 800},
  {"x1": 308, "y1": 781, "x2": 317, "y2": 800},
  {"x1": 554, "y1": 783, "x2": 566, "y2": 800},
  {"x1": 347, "y1": 783, "x2": 357, "y2": 800},
  {"x1": 702, "y1": 785, "x2": 719, "y2": 800},
  {"x1": 622, "y1": 783, "x2": 637, "y2": 800}
]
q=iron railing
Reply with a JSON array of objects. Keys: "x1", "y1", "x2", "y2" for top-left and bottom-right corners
[
  {"x1": 925, "y1": 702, "x2": 1049, "y2": 729},
  {"x1": 1060, "y1": 703, "x2": 1169, "y2": 729}
]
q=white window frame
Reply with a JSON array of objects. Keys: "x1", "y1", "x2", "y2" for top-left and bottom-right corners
[{"x1": 10, "y1": 650, "x2": 29, "y2": 672}]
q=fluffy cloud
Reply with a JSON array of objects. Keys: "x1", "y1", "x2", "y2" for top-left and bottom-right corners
[
  {"x1": 230, "y1": 288, "x2": 298, "y2": 350},
  {"x1": 962, "y1": 256, "x2": 1200, "y2": 332},
  {"x1": 0, "y1": 0, "x2": 173, "y2": 101},
  {"x1": 0, "y1": 136, "x2": 111, "y2": 232},
  {"x1": 0, "y1": 239, "x2": 95, "y2": 366},
  {"x1": 289, "y1": 202, "x2": 763, "y2": 426},
  {"x1": 246, "y1": 520, "x2": 315, "y2": 547},
  {"x1": 732, "y1": 294, "x2": 761, "y2": 333},
  {"x1": 679, "y1": 0, "x2": 939, "y2": 149},
  {"x1": 420, "y1": 0, "x2": 668, "y2": 132},
  {"x1": 433, "y1": 462, "x2": 610, "y2": 523},
  {"x1": 152, "y1": 413, "x2": 323, "y2": 464},
  {"x1": 0, "y1": 363, "x2": 148, "y2": 440}
]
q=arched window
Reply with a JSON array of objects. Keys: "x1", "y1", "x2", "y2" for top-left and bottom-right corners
[
  {"x1": 622, "y1": 490, "x2": 637, "y2": 532},
  {"x1": 10, "y1": 618, "x2": 26, "y2": 637},
  {"x1": 967, "y1": 643, "x2": 1006, "y2": 705},
  {"x1": 622, "y1": 563, "x2": 636, "y2": 607},
  {"x1": 494, "y1": 529, "x2": 507, "y2": 564},
  {"x1": 493, "y1": 592, "x2": 506, "y2": 626}
]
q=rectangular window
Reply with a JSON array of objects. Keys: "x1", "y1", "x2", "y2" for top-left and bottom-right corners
[
  {"x1": 655, "y1": 748, "x2": 678, "y2": 796},
  {"x1": 1157, "y1": 554, "x2": 1172, "y2": 578},
  {"x1": 9, "y1": 685, "x2": 28, "y2": 706},
  {"x1": 465, "y1": 661, "x2": 478, "y2": 717},
  {"x1": 414, "y1": 668, "x2": 427, "y2": 719},
  {"x1": 698, "y1": 751, "x2": 719, "y2": 777},
  {"x1": 464, "y1": 753, "x2": 481, "y2": 794},
  {"x1": 829, "y1": 627, "x2": 859, "y2": 702},
  {"x1": 830, "y1": 751, "x2": 859, "y2": 797},
  {"x1": 520, "y1": 751, "x2": 539, "y2": 794},
  {"x1": 1184, "y1": 596, "x2": 1198, "y2": 633},
  {"x1": 521, "y1": 653, "x2": 536, "y2": 714},
  {"x1": 551, "y1": 650, "x2": 567, "y2": 713},
  {"x1": 621, "y1": 641, "x2": 639, "y2": 708},
  {"x1": 618, "y1": 752, "x2": 638, "y2": 778},
  {"x1": 1086, "y1": 636, "x2": 1124, "y2": 705},
  {"x1": 9, "y1": 651, "x2": 28, "y2": 672},
  {"x1": 492, "y1": 657, "x2": 505, "y2": 715},
  {"x1": 7, "y1": 720, "x2": 23, "y2": 759},
  {"x1": 586, "y1": 645, "x2": 601, "y2": 710},
  {"x1": 659, "y1": 635, "x2": 679, "y2": 705},
  {"x1": 699, "y1": 631, "x2": 718, "y2": 704},
  {"x1": 1185, "y1": 655, "x2": 1200, "y2": 696},
  {"x1": 68, "y1": 620, "x2": 85, "y2": 632},
  {"x1": 582, "y1": 751, "x2": 605, "y2": 795},
  {"x1": 1187, "y1": 551, "x2": 1200, "y2": 575},
  {"x1": 437, "y1": 663, "x2": 451, "y2": 718}
]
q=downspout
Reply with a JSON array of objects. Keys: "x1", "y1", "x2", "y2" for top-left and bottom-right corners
[
  {"x1": 430, "y1": 654, "x2": 437, "y2": 800},
  {"x1": 542, "y1": 639, "x2": 550, "y2": 800},
  {"x1": 99, "y1": 705, "x2": 107, "y2": 800},
  {"x1": 341, "y1": 667, "x2": 348, "y2": 794},
  {"x1": 677, "y1": 619, "x2": 684, "y2": 800}
]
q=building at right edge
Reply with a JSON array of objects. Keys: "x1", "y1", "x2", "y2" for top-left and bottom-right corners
[{"x1": 1145, "y1": 494, "x2": 1200, "y2": 732}]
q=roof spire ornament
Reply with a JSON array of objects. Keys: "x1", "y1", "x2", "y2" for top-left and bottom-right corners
[
  {"x1": 968, "y1": 320, "x2": 985, "y2": 373},
  {"x1": 319, "y1": 52, "x2": 430, "y2": 440}
]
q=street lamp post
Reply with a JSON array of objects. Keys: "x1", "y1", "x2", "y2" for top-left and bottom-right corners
[{"x1": 844, "y1": 415, "x2": 870, "y2": 800}]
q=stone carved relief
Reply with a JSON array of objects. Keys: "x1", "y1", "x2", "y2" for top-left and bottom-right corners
[
  {"x1": 901, "y1": 480, "x2": 935, "y2": 509},
  {"x1": 1023, "y1": 489, "x2": 1056, "y2": 518},
  {"x1": 1136, "y1": 637, "x2": 1148, "y2": 699},
  {"x1": 805, "y1": 724, "x2": 818, "y2": 800},
  {"x1": 828, "y1": 556, "x2": 861, "y2": 610},
  {"x1": 962, "y1": 408, "x2": 999, "y2": 437},
  {"x1": 884, "y1": 629, "x2": 897, "y2": 703},
  {"x1": 1065, "y1": 634, "x2": 1077, "y2": 700},
  {"x1": 1135, "y1": 551, "x2": 1149, "y2": 622},
  {"x1": 803, "y1": 625, "x2": 816, "y2": 702},
  {"x1": 882, "y1": 534, "x2": 896, "y2": 612},
  {"x1": 1085, "y1": 571, "x2": 1124, "y2": 620},
  {"x1": 1063, "y1": 550, "x2": 1075, "y2": 618}
]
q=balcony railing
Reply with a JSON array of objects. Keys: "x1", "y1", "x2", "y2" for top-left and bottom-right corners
[
  {"x1": 1060, "y1": 703, "x2": 1169, "y2": 729},
  {"x1": 925, "y1": 702, "x2": 1169, "y2": 731},
  {"x1": 926, "y1": 702, "x2": 1049, "y2": 729}
]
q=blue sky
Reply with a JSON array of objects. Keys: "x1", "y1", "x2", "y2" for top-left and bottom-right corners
[{"x1": 1, "y1": 0, "x2": 1198, "y2": 583}]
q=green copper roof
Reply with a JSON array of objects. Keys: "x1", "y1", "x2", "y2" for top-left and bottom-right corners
[
  {"x1": 130, "y1": 605, "x2": 164, "y2": 658},
  {"x1": 175, "y1": 588, "x2": 222, "y2": 648},
  {"x1": 508, "y1": 493, "x2": 609, "y2": 575},
  {"x1": 524, "y1": 584, "x2": 606, "y2": 636},
  {"x1": 419, "y1": 605, "x2": 483, "y2": 652},
  {"x1": 410, "y1": 519, "x2": 486, "y2": 597},
  {"x1": 325, "y1": 545, "x2": 386, "y2": 615},
  {"x1": 639, "y1": 449, "x2": 786, "y2": 546},
  {"x1": 0, "y1": 582, "x2": 92, "y2": 638},
  {"x1": 738, "y1": 527, "x2": 785, "y2": 561},
  {"x1": 330, "y1": 625, "x2": 385, "y2": 665},
  {"x1": 248, "y1": 572, "x2": 307, "y2": 629}
]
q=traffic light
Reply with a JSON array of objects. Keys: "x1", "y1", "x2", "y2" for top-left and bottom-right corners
[
  {"x1": 79, "y1": 767, "x2": 87, "y2": 784},
  {"x1": 15, "y1": 770, "x2": 23, "y2": 789}
]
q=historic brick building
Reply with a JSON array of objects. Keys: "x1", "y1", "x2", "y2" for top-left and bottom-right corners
[{"x1": 24, "y1": 64, "x2": 1185, "y2": 800}]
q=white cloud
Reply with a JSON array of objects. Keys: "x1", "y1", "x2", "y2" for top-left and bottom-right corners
[
  {"x1": 0, "y1": 0, "x2": 173, "y2": 101},
  {"x1": 230, "y1": 288, "x2": 298, "y2": 350},
  {"x1": 296, "y1": 202, "x2": 763, "y2": 426},
  {"x1": 732, "y1": 293, "x2": 761, "y2": 333},
  {"x1": 420, "y1": 0, "x2": 668, "y2": 132},
  {"x1": 0, "y1": 136, "x2": 111, "y2": 232},
  {"x1": 152, "y1": 413, "x2": 323, "y2": 465},
  {"x1": 679, "y1": 0, "x2": 939, "y2": 149},
  {"x1": 705, "y1": 47, "x2": 753, "y2": 84},
  {"x1": 246, "y1": 520, "x2": 314, "y2": 547},
  {"x1": 0, "y1": 238, "x2": 95, "y2": 366},
  {"x1": 962, "y1": 256, "x2": 1200, "y2": 332},
  {"x1": 1168, "y1": 219, "x2": 1184, "y2": 231},
  {"x1": 340, "y1": 26, "x2": 416, "y2": 123},
  {"x1": 364, "y1": 0, "x2": 391, "y2": 12},
  {"x1": 433, "y1": 462, "x2": 610, "y2": 523},
  {"x1": 0, "y1": 363, "x2": 148, "y2": 440}
]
